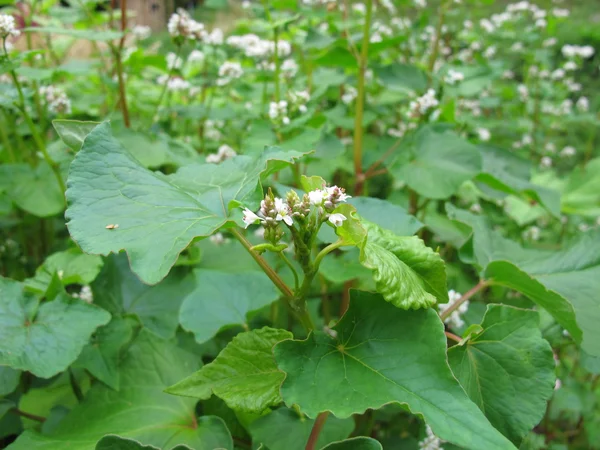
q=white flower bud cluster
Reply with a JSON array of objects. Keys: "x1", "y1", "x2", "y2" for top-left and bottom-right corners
[
  {"x1": 539, "y1": 156, "x2": 553, "y2": 169},
  {"x1": 157, "y1": 75, "x2": 190, "y2": 91},
  {"x1": 39, "y1": 86, "x2": 72, "y2": 115},
  {"x1": 188, "y1": 49, "x2": 205, "y2": 64},
  {"x1": 512, "y1": 133, "x2": 532, "y2": 149},
  {"x1": 204, "y1": 28, "x2": 224, "y2": 45},
  {"x1": 418, "y1": 426, "x2": 444, "y2": 450},
  {"x1": 74, "y1": 285, "x2": 93, "y2": 304},
  {"x1": 444, "y1": 69, "x2": 464, "y2": 85},
  {"x1": 166, "y1": 52, "x2": 183, "y2": 70},
  {"x1": 242, "y1": 185, "x2": 351, "y2": 230},
  {"x1": 132, "y1": 25, "x2": 151, "y2": 40},
  {"x1": 206, "y1": 144, "x2": 237, "y2": 164},
  {"x1": 167, "y1": 9, "x2": 205, "y2": 40},
  {"x1": 217, "y1": 61, "x2": 243, "y2": 86},
  {"x1": 476, "y1": 128, "x2": 491, "y2": 141},
  {"x1": 226, "y1": 34, "x2": 291, "y2": 59},
  {"x1": 269, "y1": 100, "x2": 290, "y2": 125},
  {"x1": 560, "y1": 146, "x2": 576, "y2": 158},
  {"x1": 438, "y1": 290, "x2": 468, "y2": 330},
  {"x1": 409, "y1": 89, "x2": 438, "y2": 117},
  {"x1": 289, "y1": 90, "x2": 310, "y2": 114},
  {"x1": 281, "y1": 59, "x2": 299, "y2": 78},
  {"x1": 205, "y1": 119, "x2": 224, "y2": 140},
  {"x1": 561, "y1": 45, "x2": 595, "y2": 59},
  {"x1": 576, "y1": 97, "x2": 589, "y2": 112},
  {"x1": 342, "y1": 86, "x2": 358, "y2": 105},
  {"x1": 522, "y1": 225, "x2": 541, "y2": 241},
  {"x1": 0, "y1": 14, "x2": 20, "y2": 37}
]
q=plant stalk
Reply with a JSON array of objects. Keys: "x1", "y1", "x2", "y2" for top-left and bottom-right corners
[
  {"x1": 440, "y1": 280, "x2": 489, "y2": 322},
  {"x1": 306, "y1": 412, "x2": 330, "y2": 450}
]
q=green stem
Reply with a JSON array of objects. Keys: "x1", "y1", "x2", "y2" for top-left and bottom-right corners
[
  {"x1": 313, "y1": 240, "x2": 344, "y2": 272},
  {"x1": 0, "y1": 109, "x2": 16, "y2": 162},
  {"x1": 352, "y1": 0, "x2": 373, "y2": 195},
  {"x1": 151, "y1": 44, "x2": 183, "y2": 126},
  {"x1": 68, "y1": 368, "x2": 85, "y2": 403},
  {"x1": 427, "y1": 1, "x2": 447, "y2": 75},
  {"x1": 280, "y1": 252, "x2": 300, "y2": 292}
]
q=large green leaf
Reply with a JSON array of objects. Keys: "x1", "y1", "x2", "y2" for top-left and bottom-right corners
[
  {"x1": 475, "y1": 146, "x2": 560, "y2": 217},
  {"x1": 178, "y1": 270, "x2": 279, "y2": 343},
  {"x1": 360, "y1": 221, "x2": 447, "y2": 309},
  {"x1": 8, "y1": 331, "x2": 233, "y2": 450},
  {"x1": 448, "y1": 206, "x2": 600, "y2": 357},
  {"x1": 448, "y1": 305, "x2": 555, "y2": 444},
  {"x1": 274, "y1": 290, "x2": 515, "y2": 450},
  {"x1": 249, "y1": 408, "x2": 354, "y2": 450},
  {"x1": 65, "y1": 122, "x2": 308, "y2": 284},
  {"x1": 322, "y1": 438, "x2": 383, "y2": 450},
  {"x1": 0, "y1": 366, "x2": 20, "y2": 396},
  {"x1": 92, "y1": 255, "x2": 195, "y2": 339},
  {"x1": 167, "y1": 327, "x2": 292, "y2": 412},
  {"x1": 95, "y1": 435, "x2": 192, "y2": 450},
  {"x1": 25, "y1": 249, "x2": 103, "y2": 295},
  {"x1": 348, "y1": 197, "x2": 423, "y2": 236},
  {"x1": 0, "y1": 163, "x2": 64, "y2": 217},
  {"x1": 73, "y1": 317, "x2": 137, "y2": 390},
  {"x1": 376, "y1": 63, "x2": 428, "y2": 93},
  {"x1": 394, "y1": 128, "x2": 482, "y2": 199},
  {"x1": 0, "y1": 277, "x2": 110, "y2": 378},
  {"x1": 561, "y1": 158, "x2": 600, "y2": 217}
]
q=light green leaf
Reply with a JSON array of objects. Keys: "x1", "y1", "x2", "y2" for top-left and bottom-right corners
[
  {"x1": 52, "y1": 120, "x2": 101, "y2": 151},
  {"x1": 0, "y1": 366, "x2": 20, "y2": 396},
  {"x1": 360, "y1": 221, "x2": 448, "y2": 309},
  {"x1": 475, "y1": 146, "x2": 560, "y2": 217},
  {"x1": 274, "y1": 291, "x2": 515, "y2": 450},
  {"x1": 376, "y1": 63, "x2": 427, "y2": 93},
  {"x1": 249, "y1": 408, "x2": 354, "y2": 450},
  {"x1": 300, "y1": 175, "x2": 326, "y2": 192},
  {"x1": 0, "y1": 163, "x2": 64, "y2": 217},
  {"x1": 95, "y1": 435, "x2": 192, "y2": 450},
  {"x1": 322, "y1": 437, "x2": 383, "y2": 450},
  {"x1": 92, "y1": 255, "x2": 195, "y2": 340},
  {"x1": 8, "y1": 331, "x2": 233, "y2": 450},
  {"x1": 448, "y1": 305, "x2": 555, "y2": 444},
  {"x1": 73, "y1": 317, "x2": 137, "y2": 390},
  {"x1": 448, "y1": 206, "x2": 600, "y2": 357},
  {"x1": 0, "y1": 277, "x2": 110, "y2": 378},
  {"x1": 65, "y1": 122, "x2": 308, "y2": 284},
  {"x1": 179, "y1": 270, "x2": 279, "y2": 343},
  {"x1": 332, "y1": 204, "x2": 367, "y2": 249},
  {"x1": 25, "y1": 249, "x2": 103, "y2": 295},
  {"x1": 561, "y1": 158, "x2": 600, "y2": 217},
  {"x1": 394, "y1": 128, "x2": 482, "y2": 199},
  {"x1": 349, "y1": 197, "x2": 423, "y2": 236},
  {"x1": 167, "y1": 327, "x2": 292, "y2": 412}
]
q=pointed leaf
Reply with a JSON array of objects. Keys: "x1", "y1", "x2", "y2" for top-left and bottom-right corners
[
  {"x1": 178, "y1": 270, "x2": 279, "y2": 343},
  {"x1": 0, "y1": 277, "x2": 110, "y2": 378},
  {"x1": 274, "y1": 290, "x2": 515, "y2": 450},
  {"x1": 167, "y1": 327, "x2": 292, "y2": 412},
  {"x1": 249, "y1": 408, "x2": 354, "y2": 450},
  {"x1": 66, "y1": 122, "x2": 309, "y2": 284},
  {"x1": 332, "y1": 204, "x2": 367, "y2": 249},
  {"x1": 9, "y1": 331, "x2": 233, "y2": 450},
  {"x1": 349, "y1": 197, "x2": 423, "y2": 236},
  {"x1": 360, "y1": 221, "x2": 447, "y2": 309},
  {"x1": 52, "y1": 120, "x2": 101, "y2": 151},
  {"x1": 448, "y1": 305, "x2": 555, "y2": 444}
]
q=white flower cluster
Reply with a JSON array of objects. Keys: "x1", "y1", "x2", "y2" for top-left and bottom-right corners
[
  {"x1": 206, "y1": 144, "x2": 237, "y2": 164},
  {"x1": 0, "y1": 14, "x2": 20, "y2": 37},
  {"x1": 205, "y1": 119, "x2": 224, "y2": 140},
  {"x1": 188, "y1": 49, "x2": 205, "y2": 64},
  {"x1": 243, "y1": 185, "x2": 351, "y2": 229},
  {"x1": 269, "y1": 100, "x2": 290, "y2": 125},
  {"x1": 226, "y1": 34, "x2": 292, "y2": 59},
  {"x1": 342, "y1": 86, "x2": 358, "y2": 105},
  {"x1": 418, "y1": 425, "x2": 444, "y2": 450},
  {"x1": 476, "y1": 128, "x2": 491, "y2": 141},
  {"x1": 512, "y1": 133, "x2": 532, "y2": 149},
  {"x1": 217, "y1": 61, "x2": 243, "y2": 86},
  {"x1": 561, "y1": 45, "x2": 595, "y2": 59},
  {"x1": 166, "y1": 52, "x2": 183, "y2": 70},
  {"x1": 167, "y1": 9, "x2": 204, "y2": 40},
  {"x1": 438, "y1": 290, "x2": 468, "y2": 329},
  {"x1": 409, "y1": 89, "x2": 438, "y2": 117},
  {"x1": 444, "y1": 69, "x2": 464, "y2": 85},
  {"x1": 204, "y1": 28, "x2": 224, "y2": 45},
  {"x1": 522, "y1": 225, "x2": 541, "y2": 240},
  {"x1": 289, "y1": 90, "x2": 310, "y2": 114},
  {"x1": 132, "y1": 25, "x2": 151, "y2": 40},
  {"x1": 74, "y1": 285, "x2": 93, "y2": 303},
  {"x1": 281, "y1": 59, "x2": 299, "y2": 77},
  {"x1": 560, "y1": 146, "x2": 576, "y2": 157},
  {"x1": 157, "y1": 75, "x2": 190, "y2": 91},
  {"x1": 576, "y1": 97, "x2": 589, "y2": 112},
  {"x1": 39, "y1": 86, "x2": 72, "y2": 115}
]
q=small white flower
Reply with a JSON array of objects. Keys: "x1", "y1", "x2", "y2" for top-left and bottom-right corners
[
  {"x1": 476, "y1": 128, "x2": 491, "y2": 141},
  {"x1": 132, "y1": 25, "x2": 151, "y2": 40},
  {"x1": 418, "y1": 425, "x2": 444, "y2": 450},
  {"x1": 576, "y1": 97, "x2": 589, "y2": 112},
  {"x1": 166, "y1": 52, "x2": 183, "y2": 70},
  {"x1": 523, "y1": 225, "x2": 541, "y2": 241},
  {"x1": 0, "y1": 14, "x2": 20, "y2": 37},
  {"x1": 444, "y1": 69, "x2": 464, "y2": 85},
  {"x1": 342, "y1": 86, "x2": 358, "y2": 105},
  {"x1": 242, "y1": 208, "x2": 263, "y2": 228},
  {"x1": 560, "y1": 146, "x2": 576, "y2": 157},
  {"x1": 438, "y1": 290, "x2": 468, "y2": 329},
  {"x1": 77, "y1": 285, "x2": 93, "y2": 303},
  {"x1": 188, "y1": 50, "x2": 205, "y2": 63},
  {"x1": 328, "y1": 213, "x2": 347, "y2": 227},
  {"x1": 308, "y1": 189, "x2": 327, "y2": 205},
  {"x1": 274, "y1": 198, "x2": 293, "y2": 226},
  {"x1": 554, "y1": 379, "x2": 562, "y2": 390}
]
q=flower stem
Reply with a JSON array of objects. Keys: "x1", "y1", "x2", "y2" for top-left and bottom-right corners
[
  {"x1": 151, "y1": 44, "x2": 183, "y2": 126},
  {"x1": 352, "y1": 0, "x2": 373, "y2": 196},
  {"x1": 306, "y1": 412, "x2": 330, "y2": 450},
  {"x1": 280, "y1": 252, "x2": 300, "y2": 292},
  {"x1": 440, "y1": 280, "x2": 489, "y2": 322},
  {"x1": 10, "y1": 408, "x2": 46, "y2": 423}
]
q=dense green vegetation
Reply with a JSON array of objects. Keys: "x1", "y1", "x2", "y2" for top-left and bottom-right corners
[{"x1": 1, "y1": 0, "x2": 600, "y2": 449}]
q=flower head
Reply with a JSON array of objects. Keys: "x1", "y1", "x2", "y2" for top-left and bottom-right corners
[
  {"x1": 0, "y1": 14, "x2": 20, "y2": 38},
  {"x1": 242, "y1": 208, "x2": 263, "y2": 228},
  {"x1": 274, "y1": 197, "x2": 293, "y2": 226},
  {"x1": 328, "y1": 213, "x2": 347, "y2": 227}
]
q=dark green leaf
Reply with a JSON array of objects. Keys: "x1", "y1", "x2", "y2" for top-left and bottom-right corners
[
  {"x1": 322, "y1": 437, "x2": 383, "y2": 450},
  {"x1": 349, "y1": 197, "x2": 423, "y2": 236}
]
